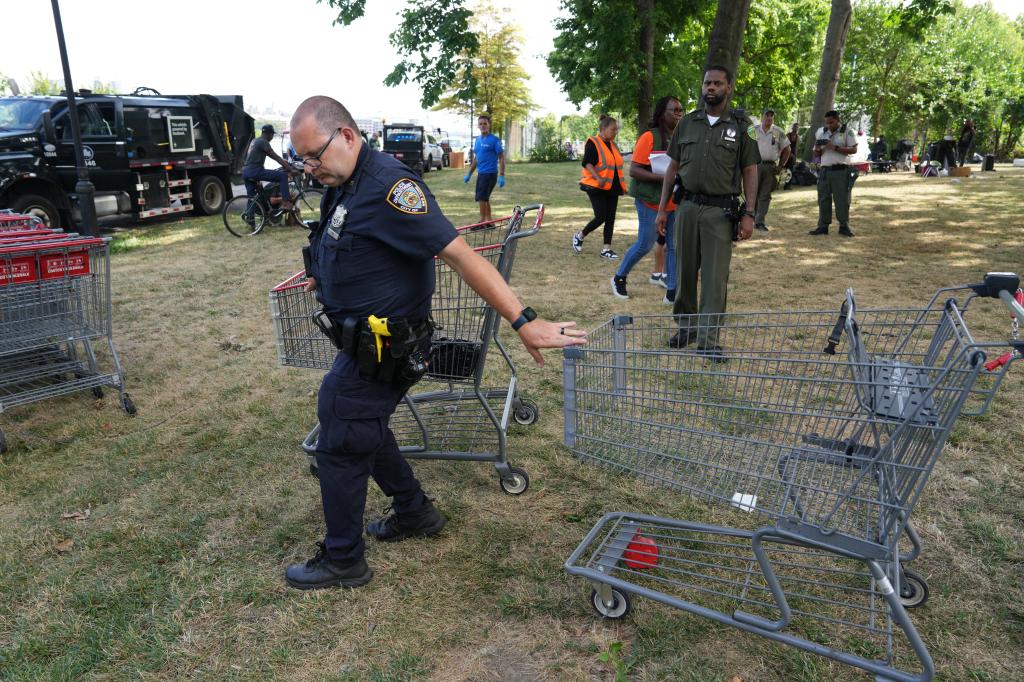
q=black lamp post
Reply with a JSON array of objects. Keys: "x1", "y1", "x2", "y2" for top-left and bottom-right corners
[{"x1": 51, "y1": 0, "x2": 97, "y2": 236}]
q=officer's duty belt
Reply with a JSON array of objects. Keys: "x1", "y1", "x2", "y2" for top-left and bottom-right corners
[
  {"x1": 759, "y1": 160, "x2": 778, "y2": 165},
  {"x1": 680, "y1": 191, "x2": 736, "y2": 209}
]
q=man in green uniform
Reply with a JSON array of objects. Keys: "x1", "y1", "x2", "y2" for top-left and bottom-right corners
[
  {"x1": 808, "y1": 110, "x2": 858, "y2": 237},
  {"x1": 655, "y1": 65, "x2": 760, "y2": 359}
]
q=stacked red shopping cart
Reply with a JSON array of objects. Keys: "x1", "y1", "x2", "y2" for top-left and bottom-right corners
[{"x1": 0, "y1": 211, "x2": 134, "y2": 452}]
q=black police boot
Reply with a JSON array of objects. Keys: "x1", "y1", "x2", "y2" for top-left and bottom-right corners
[
  {"x1": 808, "y1": 226, "x2": 829, "y2": 236},
  {"x1": 838, "y1": 227, "x2": 855, "y2": 237},
  {"x1": 667, "y1": 329, "x2": 698, "y2": 348},
  {"x1": 367, "y1": 498, "x2": 445, "y2": 543},
  {"x1": 697, "y1": 345, "x2": 729, "y2": 363},
  {"x1": 285, "y1": 543, "x2": 374, "y2": 590}
]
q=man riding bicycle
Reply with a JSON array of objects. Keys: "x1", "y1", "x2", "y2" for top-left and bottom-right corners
[{"x1": 242, "y1": 124, "x2": 295, "y2": 209}]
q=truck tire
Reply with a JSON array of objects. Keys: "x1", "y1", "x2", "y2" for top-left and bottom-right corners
[
  {"x1": 10, "y1": 194, "x2": 60, "y2": 229},
  {"x1": 423, "y1": 156, "x2": 432, "y2": 174},
  {"x1": 192, "y1": 175, "x2": 226, "y2": 215}
]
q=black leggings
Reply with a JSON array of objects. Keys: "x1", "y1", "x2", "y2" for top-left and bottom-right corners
[{"x1": 582, "y1": 191, "x2": 619, "y2": 244}]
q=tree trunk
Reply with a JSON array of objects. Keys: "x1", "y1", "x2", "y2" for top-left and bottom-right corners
[
  {"x1": 802, "y1": 0, "x2": 853, "y2": 160},
  {"x1": 637, "y1": 0, "x2": 655, "y2": 130},
  {"x1": 703, "y1": 0, "x2": 753, "y2": 106}
]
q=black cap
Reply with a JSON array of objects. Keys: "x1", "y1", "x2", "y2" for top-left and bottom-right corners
[
  {"x1": 261, "y1": 124, "x2": 275, "y2": 134},
  {"x1": 762, "y1": 108, "x2": 775, "y2": 115}
]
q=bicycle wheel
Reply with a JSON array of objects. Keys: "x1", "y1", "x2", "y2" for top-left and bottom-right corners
[
  {"x1": 294, "y1": 189, "x2": 324, "y2": 225},
  {"x1": 223, "y1": 195, "x2": 267, "y2": 237}
]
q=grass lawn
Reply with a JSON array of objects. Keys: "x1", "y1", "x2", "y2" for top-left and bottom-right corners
[{"x1": 1, "y1": 161, "x2": 1022, "y2": 681}]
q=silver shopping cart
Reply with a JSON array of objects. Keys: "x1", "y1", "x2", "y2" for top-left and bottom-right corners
[
  {"x1": 562, "y1": 273, "x2": 1024, "y2": 681},
  {"x1": 0, "y1": 222, "x2": 134, "y2": 452},
  {"x1": 269, "y1": 204, "x2": 545, "y2": 494}
]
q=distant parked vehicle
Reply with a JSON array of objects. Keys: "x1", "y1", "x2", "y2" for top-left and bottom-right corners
[{"x1": 382, "y1": 124, "x2": 443, "y2": 175}]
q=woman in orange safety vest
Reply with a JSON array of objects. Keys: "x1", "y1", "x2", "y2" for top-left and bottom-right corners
[{"x1": 572, "y1": 115, "x2": 628, "y2": 259}]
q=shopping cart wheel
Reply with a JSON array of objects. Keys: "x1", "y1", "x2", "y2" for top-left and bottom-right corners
[
  {"x1": 512, "y1": 399, "x2": 539, "y2": 426},
  {"x1": 121, "y1": 394, "x2": 137, "y2": 415},
  {"x1": 92, "y1": 386, "x2": 104, "y2": 399},
  {"x1": 899, "y1": 568, "x2": 929, "y2": 608},
  {"x1": 590, "y1": 587, "x2": 631, "y2": 619},
  {"x1": 499, "y1": 467, "x2": 529, "y2": 495}
]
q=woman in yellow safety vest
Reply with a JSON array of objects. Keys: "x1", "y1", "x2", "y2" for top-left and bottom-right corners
[{"x1": 572, "y1": 115, "x2": 628, "y2": 259}]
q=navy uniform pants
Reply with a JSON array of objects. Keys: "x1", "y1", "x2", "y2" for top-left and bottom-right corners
[{"x1": 316, "y1": 353, "x2": 426, "y2": 563}]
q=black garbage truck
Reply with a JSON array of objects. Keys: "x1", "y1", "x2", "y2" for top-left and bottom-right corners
[{"x1": 0, "y1": 89, "x2": 254, "y2": 228}]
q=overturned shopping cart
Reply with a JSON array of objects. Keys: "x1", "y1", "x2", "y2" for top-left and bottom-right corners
[
  {"x1": 562, "y1": 274, "x2": 1024, "y2": 681},
  {"x1": 269, "y1": 204, "x2": 544, "y2": 494},
  {"x1": 0, "y1": 222, "x2": 135, "y2": 452}
]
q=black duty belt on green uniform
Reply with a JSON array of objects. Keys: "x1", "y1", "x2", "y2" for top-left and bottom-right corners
[{"x1": 680, "y1": 191, "x2": 736, "y2": 209}]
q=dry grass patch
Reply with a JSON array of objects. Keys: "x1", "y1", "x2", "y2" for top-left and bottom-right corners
[{"x1": 0, "y1": 164, "x2": 1022, "y2": 680}]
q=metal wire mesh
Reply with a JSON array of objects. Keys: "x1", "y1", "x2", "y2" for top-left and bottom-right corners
[{"x1": 564, "y1": 293, "x2": 992, "y2": 556}]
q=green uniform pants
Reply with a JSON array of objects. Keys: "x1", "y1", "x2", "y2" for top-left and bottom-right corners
[
  {"x1": 672, "y1": 201, "x2": 733, "y2": 347},
  {"x1": 754, "y1": 162, "x2": 777, "y2": 225},
  {"x1": 816, "y1": 166, "x2": 852, "y2": 231}
]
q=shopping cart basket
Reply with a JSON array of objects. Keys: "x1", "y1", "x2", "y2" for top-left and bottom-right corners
[
  {"x1": 0, "y1": 232, "x2": 134, "y2": 452},
  {"x1": 563, "y1": 273, "x2": 1024, "y2": 681},
  {"x1": 269, "y1": 204, "x2": 545, "y2": 494}
]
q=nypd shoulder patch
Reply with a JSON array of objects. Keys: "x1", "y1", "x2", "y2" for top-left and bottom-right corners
[{"x1": 386, "y1": 179, "x2": 428, "y2": 215}]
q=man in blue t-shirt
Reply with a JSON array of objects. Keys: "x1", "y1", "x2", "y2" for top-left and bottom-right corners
[{"x1": 463, "y1": 115, "x2": 506, "y2": 221}]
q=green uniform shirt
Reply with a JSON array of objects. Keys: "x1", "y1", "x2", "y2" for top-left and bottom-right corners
[{"x1": 667, "y1": 108, "x2": 760, "y2": 196}]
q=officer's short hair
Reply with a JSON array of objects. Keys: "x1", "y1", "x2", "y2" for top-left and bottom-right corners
[
  {"x1": 825, "y1": 110, "x2": 840, "y2": 119},
  {"x1": 261, "y1": 124, "x2": 275, "y2": 134},
  {"x1": 762, "y1": 108, "x2": 775, "y2": 116},
  {"x1": 705, "y1": 64, "x2": 733, "y2": 84},
  {"x1": 291, "y1": 96, "x2": 358, "y2": 137}
]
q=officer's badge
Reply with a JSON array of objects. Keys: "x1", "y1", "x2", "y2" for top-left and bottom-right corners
[
  {"x1": 387, "y1": 179, "x2": 428, "y2": 215},
  {"x1": 746, "y1": 125, "x2": 758, "y2": 140},
  {"x1": 327, "y1": 204, "x2": 348, "y2": 239},
  {"x1": 725, "y1": 127, "x2": 737, "y2": 141}
]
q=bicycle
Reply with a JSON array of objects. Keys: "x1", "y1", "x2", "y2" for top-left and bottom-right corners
[{"x1": 222, "y1": 165, "x2": 324, "y2": 237}]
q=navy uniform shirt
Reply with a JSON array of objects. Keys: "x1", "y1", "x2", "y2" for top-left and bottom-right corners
[{"x1": 308, "y1": 143, "x2": 459, "y2": 323}]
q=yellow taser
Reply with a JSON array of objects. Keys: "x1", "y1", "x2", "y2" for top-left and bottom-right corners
[{"x1": 367, "y1": 315, "x2": 391, "y2": 362}]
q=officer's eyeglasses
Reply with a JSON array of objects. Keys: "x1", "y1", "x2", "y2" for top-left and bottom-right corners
[{"x1": 302, "y1": 128, "x2": 341, "y2": 170}]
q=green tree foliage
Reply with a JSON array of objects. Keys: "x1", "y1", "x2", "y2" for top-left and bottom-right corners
[
  {"x1": 548, "y1": 0, "x2": 829, "y2": 128},
  {"x1": 839, "y1": 0, "x2": 1024, "y2": 158},
  {"x1": 28, "y1": 71, "x2": 61, "y2": 95},
  {"x1": 319, "y1": 0, "x2": 478, "y2": 108},
  {"x1": 433, "y1": 3, "x2": 534, "y2": 136},
  {"x1": 547, "y1": 0, "x2": 712, "y2": 129}
]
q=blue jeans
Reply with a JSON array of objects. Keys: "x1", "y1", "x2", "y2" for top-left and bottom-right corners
[
  {"x1": 616, "y1": 199, "x2": 676, "y2": 289},
  {"x1": 242, "y1": 166, "x2": 290, "y2": 202}
]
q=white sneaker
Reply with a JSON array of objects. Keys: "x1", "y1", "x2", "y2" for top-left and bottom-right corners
[
  {"x1": 571, "y1": 232, "x2": 583, "y2": 254},
  {"x1": 611, "y1": 275, "x2": 628, "y2": 299},
  {"x1": 600, "y1": 248, "x2": 619, "y2": 260},
  {"x1": 649, "y1": 273, "x2": 668, "y2": 289},
  {"x1": 663, "y1": 289, "x2": 675, "y2": 305}
]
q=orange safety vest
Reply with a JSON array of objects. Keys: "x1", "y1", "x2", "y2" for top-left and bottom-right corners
[{"x1": 580, "y1": 135, "x2": 627, "y2": 192}]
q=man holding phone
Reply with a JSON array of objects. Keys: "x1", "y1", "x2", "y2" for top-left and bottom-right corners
[{"x1": 808, "y1": 110, "x2": 858, "y2": 238}]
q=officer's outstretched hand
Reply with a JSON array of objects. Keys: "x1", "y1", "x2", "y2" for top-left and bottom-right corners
[
  {"x1": 463, "y1": 173, "x2": 471, "y2": 183},
  {"x1": 497, "y1": 175, "x2": 505, "y2": 189},
  {"x1": 517, "y1": 320, "x2": 587, "y2": 367}
]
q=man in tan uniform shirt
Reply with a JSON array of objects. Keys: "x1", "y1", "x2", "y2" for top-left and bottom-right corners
[{"x1": 752, "y1": 109, "x2": 790, "y2": 231}]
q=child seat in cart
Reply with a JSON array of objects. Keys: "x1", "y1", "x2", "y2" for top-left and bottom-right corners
[
  {"x1": 561, "y1": 273, "x2": 1024, "y2": 682},
  {"x1": 269, "y1": 204, "x2": 545, "y2": 494}
]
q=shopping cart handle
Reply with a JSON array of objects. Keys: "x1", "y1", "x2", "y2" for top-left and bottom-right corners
[
  {"x1": 998, "y1": 288, "x2": 1024, "y2": 321},
  {"x1": 507, "y1": 203, "x2": 544, "y2": 241},
  {"x1": 971, "y1": 272, "x2": 1019, "y2": 299}
]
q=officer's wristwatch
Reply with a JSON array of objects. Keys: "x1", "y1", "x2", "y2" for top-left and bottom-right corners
[{"x1": 511, "y1": 307, "x2": 537, "y2": 331}]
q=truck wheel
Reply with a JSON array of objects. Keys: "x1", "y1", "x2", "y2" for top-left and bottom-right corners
[
  {"x1": 192, "y1": 175, "x2": 226, "y2": 216},
  {"x1": 10, "y1": 194, "x2": 60, "y2": 229},
  {"x1": 423, "y1": 157, "x2": 432, "y2": 174}
]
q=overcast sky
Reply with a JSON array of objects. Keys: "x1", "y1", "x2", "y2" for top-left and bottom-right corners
[{"x1": 2, "y1": 0, "x2": 1019, "y2": 132}]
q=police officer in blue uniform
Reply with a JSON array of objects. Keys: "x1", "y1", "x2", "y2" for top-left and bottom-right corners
[{"x1": 284, "y1": 96, "x2": 587, "y2": 590}]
